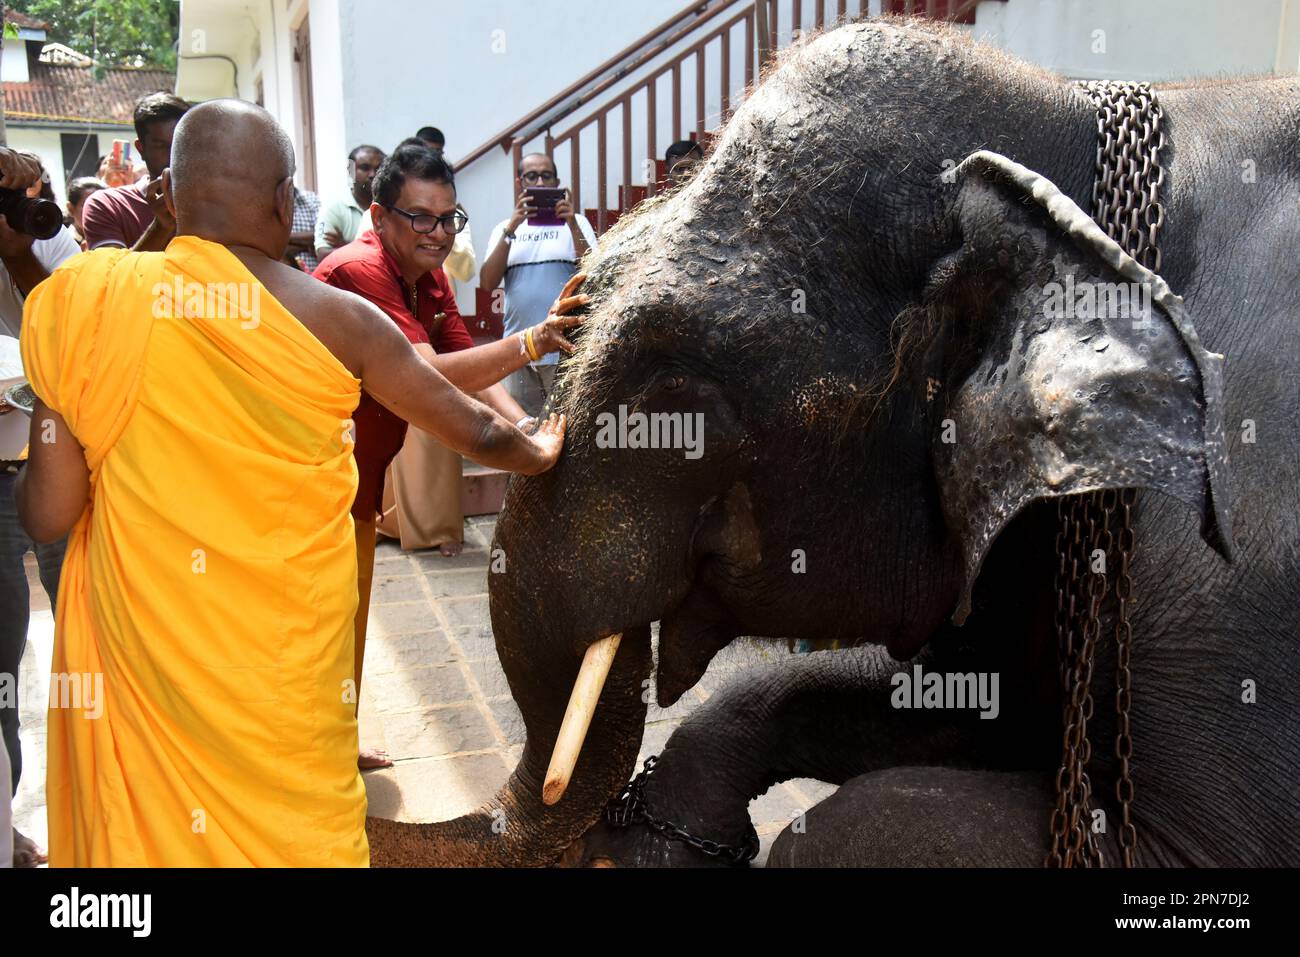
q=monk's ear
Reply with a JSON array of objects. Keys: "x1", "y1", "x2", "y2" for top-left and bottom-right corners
[
  {"x1": 161, "y1": 169, "x2": 176, "y2": 220},
  {"x1": 273, "y1": 176, "x2": 294, "y2": 227},
  {"x1": 921, "y1": 151, "x2": 1234, "y2": 622}
]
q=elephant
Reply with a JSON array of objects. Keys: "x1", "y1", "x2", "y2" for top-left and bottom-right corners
[
  {"x1": 561, "y1": 644, "x2": 1052, "y2": 868},
  {"x1": 365, "y1": 18, "x2": 1300, "y2": 867}
]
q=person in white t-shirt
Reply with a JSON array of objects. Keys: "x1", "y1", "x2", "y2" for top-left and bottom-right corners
[
  {"x1": 481, "y1": 152, "x2": 597, "y2": 416},
  {"x1": 0, "y1": 148, "x2": 79, "y2": 866}
]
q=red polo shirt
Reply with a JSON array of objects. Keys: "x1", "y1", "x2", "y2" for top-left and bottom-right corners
[{"x1": 313, "y1": 230, "x2": 475, "y2": 519}]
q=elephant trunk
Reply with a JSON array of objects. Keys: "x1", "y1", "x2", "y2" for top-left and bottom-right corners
[{"x1": 368, "y1": 472, "x2": 656, "y2": 867}]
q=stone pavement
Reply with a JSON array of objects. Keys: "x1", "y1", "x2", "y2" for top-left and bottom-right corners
[{"x1": 13, "y1": 514, "x2": 835, "y2": 866}]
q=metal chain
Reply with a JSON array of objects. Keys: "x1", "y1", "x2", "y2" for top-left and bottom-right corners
[
  {"x1": 604, "y1": 756, "x2": 761, "y2": 866},
  {"x1": 1047, "y1": 81, "x2": 1163, "y2": 868},
  {"x1": 1083, "y1": 80, "x2": 1167, "y2": 273},
  {"x1": 1114, "y1": 487, "x2": 1138, "y2": 866}
]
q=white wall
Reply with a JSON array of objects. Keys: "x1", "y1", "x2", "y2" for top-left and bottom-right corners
[
  {"x1": 334, "y1": 0, "x2": 689, "y2": 302},
  {"x1": 177, "y1": 0, "x2": 337, "y2": 191},
  {"x1": 304, "y1": 0, "x2": 347, "y2": 193},
  {"x1": 5, "y1": 128, "x2": 66, "y2": 206},
  {"x1": 970, "y1": 0, "x2": 1293, "y2": 81}
]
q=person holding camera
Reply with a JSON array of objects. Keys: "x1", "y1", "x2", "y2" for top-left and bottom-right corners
[
  {"x1": 0, "y1": 146, "x2": 79, "y2": 867},
  {"x1": 481, "y1": 153, "x2": 597, "y2": 418}
]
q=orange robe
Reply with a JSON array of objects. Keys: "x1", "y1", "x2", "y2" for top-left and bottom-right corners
[{"x1": 22, "y1": 237, "x2": 368, "y2": 866}]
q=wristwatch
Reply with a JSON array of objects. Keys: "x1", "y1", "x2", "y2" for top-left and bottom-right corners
[{"x1": 503, "y1": 229, "x2": 516, "y2": 243}]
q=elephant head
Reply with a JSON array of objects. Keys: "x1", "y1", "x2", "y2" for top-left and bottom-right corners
[{"x1": 378, "y1": 21, "x2": 1232, "y2": 866}]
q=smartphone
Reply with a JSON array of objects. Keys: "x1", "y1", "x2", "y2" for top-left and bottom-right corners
[
  {"x1": 110, "y1": 139, "x2": 135, "y2": 169},
  {"x1": 525, "y1": 186, "x2": 566, "y2": 227}
]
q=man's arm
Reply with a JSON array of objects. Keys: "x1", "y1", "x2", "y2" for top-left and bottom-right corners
[
  {"x1": 346, "y1": 298, "x2": 563, "y2": 475},
  {"x1": 314, "y1": 207, "x2": 344, "y2": 261},
  {"x1": 288, "y1": 231, "x2": 315, "y2": 252},
  {"x1": 0, "y1": 219, "x2": 77, "y2": 299},
  {"x1": 481, "y1": 193, "x2": 533, "y2": 291},
  {"x1": 16, "y1": 400, "x2": 91, "y2": 544},
  {"x1": 0, "y1": 153, "x2": 59, "y2": 297},
  {"x1": 411, "y1": 272, "x2": 587, "y2": 393},
  {"x1": 0, "y1": 245, "x2": 48, "y2": 299},
  {"x1": 476, "y1": 382, "x2": 528, "y2": 425}
]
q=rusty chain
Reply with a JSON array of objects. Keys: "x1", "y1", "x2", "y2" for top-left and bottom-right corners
[
  {"x1": 604, "y1": 755, "x2": 761, "y2": 866},
  {"x1": 1047, "y1": 81, "x2": 1161, "y2": 868}
]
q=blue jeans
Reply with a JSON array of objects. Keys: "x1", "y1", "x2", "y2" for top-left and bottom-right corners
[{"x1": 0, "y1": 470, "x2": 65, "y2": 796}]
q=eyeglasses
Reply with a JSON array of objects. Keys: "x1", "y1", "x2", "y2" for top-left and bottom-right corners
[
  {"x1": 383, "y1": 204, "x2": 470, "y2": 235},
  {"x1": 520, "y1": 170, "x2": 559, "y2": 184}
]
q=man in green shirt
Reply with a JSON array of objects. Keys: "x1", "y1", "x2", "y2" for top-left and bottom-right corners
[{"x1": 314, "y1": 144, "x2": 385, "y2": 263}]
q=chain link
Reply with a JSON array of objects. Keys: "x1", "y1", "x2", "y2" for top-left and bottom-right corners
[
  {"x1": 1047, "y1": 81, "x2": 1162, "y2": 868},
  {"x1": 604, "y1": 756, "x2": 760, "y2": 866}
]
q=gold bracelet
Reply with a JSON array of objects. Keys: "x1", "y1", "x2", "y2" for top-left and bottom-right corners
[{"x1": 525, "y1": 327, "x2": 542, "y2": 362}]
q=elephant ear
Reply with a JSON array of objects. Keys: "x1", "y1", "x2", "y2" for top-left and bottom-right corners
[{"x1": 924, "y1": 150, "x2": 1234, "y2": 624}]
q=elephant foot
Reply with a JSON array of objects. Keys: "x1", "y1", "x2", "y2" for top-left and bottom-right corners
[{"x1": 768, "y1": 767, "x2": 1051, "y2": 867}]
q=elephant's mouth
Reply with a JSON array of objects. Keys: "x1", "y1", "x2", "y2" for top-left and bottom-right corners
[
  {"x1": 655, "y1": 587, "x2": 739, "y2": 707},
  {"x1": 543, "y1": 584, "x2": 732, "y2": 807}
]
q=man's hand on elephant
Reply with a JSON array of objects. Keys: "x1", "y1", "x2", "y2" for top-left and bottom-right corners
[
  {"x1": 528, "y1": 413, "x2": 567, "y2": 472},
  {"x1": 0, "y1": 149, "x2": 42, "y2": 193},
  {"x1": 531, "y1": 273, "x2": 589, "y2": 356}
]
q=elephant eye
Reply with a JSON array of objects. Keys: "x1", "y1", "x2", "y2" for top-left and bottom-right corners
[{"x1": 659, "y1": 373, "x2": 688, "y2": 393}]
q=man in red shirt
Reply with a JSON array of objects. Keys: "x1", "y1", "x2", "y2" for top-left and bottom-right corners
[
  {"x1": 81, "y1": 92, "x2": 190, "y2": 252},
  {"x1": 314, "y1": 144, "x2": 585, "y2": 768}
]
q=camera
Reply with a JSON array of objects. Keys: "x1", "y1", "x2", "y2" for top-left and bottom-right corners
[{"x1": 0, "y1": 187, "x2": 64, "y2": 240}]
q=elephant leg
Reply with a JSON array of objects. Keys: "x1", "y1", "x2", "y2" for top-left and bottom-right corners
[
  {"x1": 563, "y1": 641, "x2": 1049, "y2": 866},
  {"x1": 767, "y1": 766, "x2": 1052, "y2": 867}
]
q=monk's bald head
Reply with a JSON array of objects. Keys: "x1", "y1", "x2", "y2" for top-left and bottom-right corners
[{"x1": 169, "y1": 100, "x2": 296, "y2": 251}]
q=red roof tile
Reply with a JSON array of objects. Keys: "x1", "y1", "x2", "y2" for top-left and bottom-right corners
[
  {"x1": 4, "y1": 10, "x2": 49, "y2": 30},
  {"x1": 3, "y1": 61, "x2": 175, "y2": 126}
]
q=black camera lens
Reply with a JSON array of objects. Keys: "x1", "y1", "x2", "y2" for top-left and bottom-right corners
[{"x1": 0, "y1": 188, "x2": 63, "y2": 240}]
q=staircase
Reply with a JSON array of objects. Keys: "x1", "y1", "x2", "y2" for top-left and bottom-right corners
[{"x1": 459, "y1": 0, "x2": 998, "y2": 512}]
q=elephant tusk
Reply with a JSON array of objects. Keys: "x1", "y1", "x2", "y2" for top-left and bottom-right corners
[{"x1": 542, "y1": 633, "x2": 622, "y2": 806}]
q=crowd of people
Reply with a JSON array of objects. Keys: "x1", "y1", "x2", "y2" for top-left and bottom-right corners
[{"x1": 0, "y1": 87, "x2": 708, "y2": 867}]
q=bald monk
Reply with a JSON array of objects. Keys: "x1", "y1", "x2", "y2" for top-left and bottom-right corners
[{"x1": 14, "y1": 100, "x2": 566, "y2": 867}]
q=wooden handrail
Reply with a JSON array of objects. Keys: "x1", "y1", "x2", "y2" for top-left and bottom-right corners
[
  {"x1": 548, "y1": 5, "x2": 753, "y2": 145},
  {"x1": 479, "y1": 0, "x2": 996, "y2": 250},
  {"x1": 457, "y1": 0, "x2": 743, "y2": 172}
]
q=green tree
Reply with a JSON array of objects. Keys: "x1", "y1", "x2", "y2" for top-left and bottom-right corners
[{"x1": 5, "y1": 0, "x2": 178, "y2": 70}]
